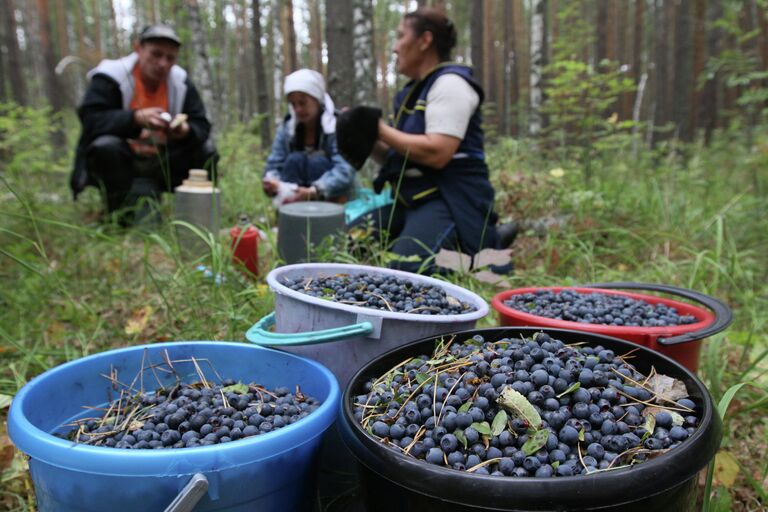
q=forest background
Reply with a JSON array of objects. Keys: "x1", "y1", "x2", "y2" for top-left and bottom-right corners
[{"x1": 0, "y1": 0, "x2": 766, "y2": 510}]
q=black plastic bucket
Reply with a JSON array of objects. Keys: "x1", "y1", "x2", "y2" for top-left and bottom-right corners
[{"x1": 339, "y1": 328, "x2": 722, "y2": 511}]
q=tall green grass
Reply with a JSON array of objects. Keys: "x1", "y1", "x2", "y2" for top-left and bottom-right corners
[{"x1": 0, "y1": 103, "x2": 766, "y2": 509}]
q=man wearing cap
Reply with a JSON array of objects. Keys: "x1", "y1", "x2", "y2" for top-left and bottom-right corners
[
  {"x1": 262, "y1": 68, "x2": 355, "y2": 206},
  {"x1": 70, "y1": 24, "x2": 218, "y2": 224}
]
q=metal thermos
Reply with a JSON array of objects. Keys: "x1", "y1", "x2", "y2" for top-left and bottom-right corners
[
  {"x1": 277, "y1": 202, "x2": 345, "y2": 264},
  {"x1": 230, "y1": 214, "x2": 260, "y2": 276},
  {"x1": 173, "y1": 169, "x2": 221, "y2": 254}
]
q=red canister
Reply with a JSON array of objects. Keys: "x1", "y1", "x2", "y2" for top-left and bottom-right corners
[{"x1": 230, "y1": 215, "x2": 259, "y2": 276}]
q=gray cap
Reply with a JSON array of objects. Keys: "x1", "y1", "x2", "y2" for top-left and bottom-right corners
[{"x1": 139, "y1": 24, "x2": 182, "y2": 46}]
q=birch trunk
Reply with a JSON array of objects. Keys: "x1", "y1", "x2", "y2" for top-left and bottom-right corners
[
  {"x1": 1, "y1": 0, "x2": 27, "y2": 104},
  {"x1": 185, "y1": 0, "x2": 219, "y2": 132},
  {"x1": 325, "y1": 0, "x2": 354, "y2": 108},
  {"x1": 251, "y1": 0, "x2": 272, "y2": 148},
  {"x1": 529, "y1": 0, "x2": 545, "y2": 136},
  {"x1": 353, "y1": 0, "x2": 377, "y2": 105}
]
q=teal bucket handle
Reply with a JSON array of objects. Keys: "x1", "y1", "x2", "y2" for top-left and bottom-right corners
[{"x1": 246, "y1": 312, "x2": 374, "y2": 346}]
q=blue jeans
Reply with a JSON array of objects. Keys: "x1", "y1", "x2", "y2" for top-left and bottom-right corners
[
  {"x1": 356, "y1": 197, "x2": 458, "y2": 274},
  {"x1": 279, "y1": 151, "x2": 333, "y2": 187}
]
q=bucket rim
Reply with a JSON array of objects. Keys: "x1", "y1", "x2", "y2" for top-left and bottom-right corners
[
  {"x1": 340, "y1": 327, "x2": 722, "y2": 509},
  {"x1": 491, "y1": 286, "x2": 716, "y2": 338},
  {"x1": 267, "y1": 263, "x2": 489, "y2": 323},
  {"x1": 8, "y1": 341, "x2": 340, "y2": 476}
]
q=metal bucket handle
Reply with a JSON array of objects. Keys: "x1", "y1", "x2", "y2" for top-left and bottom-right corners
[
  {"x1": 246, "y1": 312, "x2": 375, "y2": 346},
  {"x1": 586, "y1": 282, "x2": 733, "y2": 346},
  {"x1": 164, "y1": 473, "x2": 208, "y2": 512}
]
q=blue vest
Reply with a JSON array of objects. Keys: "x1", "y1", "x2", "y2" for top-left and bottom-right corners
[
  {"x1": 374, "y1": 64, "x2": 498, "y2": 255},
  {"x1": 381, "y1": 64, "x2": 485, "y2": 178}
]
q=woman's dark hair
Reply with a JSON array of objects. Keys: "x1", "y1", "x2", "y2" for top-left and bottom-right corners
[{"x1": 404, "y1": 7, "x2": 457, "y2": 61}]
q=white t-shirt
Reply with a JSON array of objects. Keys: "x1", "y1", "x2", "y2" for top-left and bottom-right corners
[{"x1": 424, "y1": 74, "x2": 480, "y2": 140}]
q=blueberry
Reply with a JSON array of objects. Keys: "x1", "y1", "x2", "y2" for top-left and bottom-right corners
[
  {"x1": 372, "y1": 421, "x2": 390, "y2": 438},
  {"x1": 426, "y1": 447, "x2": 445, "y2": 465},
  {"x1": 669, "y1": 426, "x2": 689, "y2": 442},
  {"x1": 655, "y1": 411, "x2": 673, "y2": 429},
  {"x1": 440, "y1": 434, "x2": 459, "y2": 453}
]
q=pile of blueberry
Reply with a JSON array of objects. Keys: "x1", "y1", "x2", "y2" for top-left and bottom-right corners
[
  {"x1": 503, "y1": 289, "x2": 698, "y2": 327},
  {"x1": 66, "y1": 380, "x2": 321, "y2": 449},
  {"x1": 352, "y1": 333, "x2": 699, "y2": 477},
  {"x1": 282, "y1": 273, "x2": 476, "y2": 315}
]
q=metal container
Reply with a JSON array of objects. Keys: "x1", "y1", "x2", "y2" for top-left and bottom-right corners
[
  {"x1": 277, "y1": 202, "x2": 345, "y2": 264},
  {"x1": 173, "y1": 169, "x2": 221, "y2": 255}
]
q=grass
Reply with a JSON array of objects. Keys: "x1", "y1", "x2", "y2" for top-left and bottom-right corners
[{"x1": 0, "y1": 103, "x2": 766, "y2": 510}]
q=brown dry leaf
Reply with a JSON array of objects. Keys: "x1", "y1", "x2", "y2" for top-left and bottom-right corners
[
  {"x1": 473, "y1": 248, "x2": 513, "y2": 268},
  {"x1": 645, "y1": 373, "x2": 688, "y2": 402},
  {"x1": 106, "y1": 258, "x2": 121, "y2": 274},
  {"x1": 46, "y1": 320, "x2": 67, "y2": 339},
  {"x1": 0, "y1": 418, "x2": 15, "y2": 472},
  {"x1": 124, "y1": 305, "x2": 154, "y2": 336},
  {"x1": 472, "y1": 270, "x2": 511, "y2": 288},
  {"x1": 435, "y1": 249, "x2": 472, "y2": 272},
  {"x1": 714, "y1": 450, "x2": 740, "y2": 487}
]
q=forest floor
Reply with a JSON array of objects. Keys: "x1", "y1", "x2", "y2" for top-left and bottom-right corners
[{"x1": 0, "y1": 107, "x2": 766, "y2": 510}]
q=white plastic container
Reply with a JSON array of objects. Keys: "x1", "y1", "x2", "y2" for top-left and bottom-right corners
[{"x1": 247, "y1": 263, "x2": 488, "y2": 388}]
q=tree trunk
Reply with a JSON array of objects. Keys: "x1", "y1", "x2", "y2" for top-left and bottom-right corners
[
  {"x1": 90, "y1": 0, "x2": 102, "y2": 59},
  {"x1": 1, "y1": 0, "x2": 27, "y2": 104},
  {"x1": 238, "y1": 0, "x2": 253, "y2": 120},
  {"x1": 633, "y1": 0, "x2": 644, "y2": 82},
  {"x1": 702, "y1": 0, "x2": 722, "y2": 144},
  {"x1": 54, "y1": 0, "x2": 67, "y2": 61},
  {"x1": 308, "y1": 0, "x2": 323, "y2": 72},
  {"x1": 673, "y1": 0, "x2": 692, "y2": 141},
  {"x1": 513, "y1": 0, "x2": 528, "y2": 133},
  {"x1": 652, "y1": 0, "x2": 670, "y2": 145},
  {"x1": 606, "y1": 0, "x2": 618, "y2": 62},
  {"x1": 107, "y1": 0, "x2": 119, "y2": 56},
  {"x1": 251, "y1": 0, "x2": 272, "y2": 148},
  {"x1": 596, "y1": 0, "x2": 608, "y2": 64},
  {"x1": 185, "y1": 0, "x2": 219, "y2": 132},
  {"x1": 618, "y1": 0, "x2": 632, "y2": 119},
  {"x1": 529, "y1": 0, "x2": 545, "y2": 136},
  {"x1": 506, "y1": 0, "x2": 520, "y2": 137},
  {"x1": 550, "y1": 0, "x2": 558, "y2": 63},
  {"x1": 759, "y1": 2, "x2": 768, "y2": 73},
  {"x1": 325, "y1": 0, "x2": 354, "y2": 108},
  {"x1": 353, "y1": 0, "x2": 377, "y2": 105},
  {"x1": 280, "y1": 0, "x2": 298, "y2": 74},
  {"x1": 36, "y1": 0, "x2": 65, "y2": 146},
  {"x1": 270, "y1": 0, "x2": 284, "y2": 110},
  {"x1": 483, "y1": 0, "x2": 497, "y2": 134},
  {"x1": 690, "y1": 0, "x2": 706, "y2": 138},
  {"x1": 0, "y1": 13, "x2": 7, "y2": 101},
  {"x1": 470, "y1": 0, "x2": 483, "y2": 89}
]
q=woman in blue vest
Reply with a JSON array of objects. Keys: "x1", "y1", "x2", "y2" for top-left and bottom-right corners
[
  {"x1": 262, "y1": 69, "x2": 355, "y2": 206},
  {"x1": 358, "y1": 7, "x2": 499, "y2": 273}
]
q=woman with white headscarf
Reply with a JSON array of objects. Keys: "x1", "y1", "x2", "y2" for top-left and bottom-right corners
[{"x1": 262, "y1": 69, "x2": 355, "y2": 205}]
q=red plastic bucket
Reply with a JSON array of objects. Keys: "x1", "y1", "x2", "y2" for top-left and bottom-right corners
[{"x1": 492, "y1": 283, "x2": 732, "y2": 372}]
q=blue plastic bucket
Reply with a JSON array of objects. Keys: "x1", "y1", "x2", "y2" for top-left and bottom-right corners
[{"x1": 8, "y1": 341, "x2": 340, "y2": 512}]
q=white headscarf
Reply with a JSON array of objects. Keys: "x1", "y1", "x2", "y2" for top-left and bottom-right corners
[{"x1": 284, "y1": 69, "x2": 337, "y2": 135}]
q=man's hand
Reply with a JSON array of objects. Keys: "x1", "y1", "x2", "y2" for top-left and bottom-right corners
[
  {"x1": 168, "y1": 120, "x2": 190, "y2": 140},
  {"x1": 168, "y1": 114, "x2": 190, "y2": 140},
  {"x1": 133, "y1": 107, "x2": 170, "y2": 131}
]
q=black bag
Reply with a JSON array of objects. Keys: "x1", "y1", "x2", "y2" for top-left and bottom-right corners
[{"x1": 336, "y1": 106, "x2": 381, "y2": 169}]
